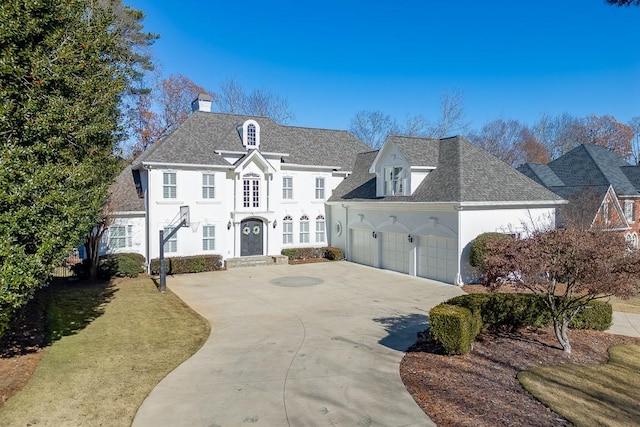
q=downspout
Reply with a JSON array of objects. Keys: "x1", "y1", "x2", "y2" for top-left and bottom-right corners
[
  {"x1": 343, "y1": 203, "x2": 349, "y2": 260},
  {"x1": 455, "y1": 205, "x2": 463, "y2": 286}
]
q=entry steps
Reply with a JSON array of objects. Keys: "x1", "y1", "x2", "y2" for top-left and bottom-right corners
[{"x1": 224, "y1": 255, "x2": 289, "y2": 269}]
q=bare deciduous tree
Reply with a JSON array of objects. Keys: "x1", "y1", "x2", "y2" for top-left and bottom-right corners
[
  {"x1": 349, "y1": 110, "x2": 399, "y2": 149},
  {"x1": 215, "y1": 77, "x2": 295, "y2": 124},
  {"x1": 629, "y1": 116, "x2": 640, "y2": 164},
  {"x1": 428, "y1": 89, "x2": 470, "y2": 138},
  {"x1": 483, "y1": 228, "x2": 640, "y2": 353},
  {"x1": 468, "y1": 119, "x2": 526, "y2": 166},
  {"x1": 574, "y1": 114, "x2": 633, "y2": 159},
  {"x1": 130, "y1": 74, "x2": 215, "y2": 154}
]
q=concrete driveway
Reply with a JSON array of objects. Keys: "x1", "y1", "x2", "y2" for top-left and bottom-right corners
[{"x1": 132, "y1": 261, "x2": 464, "y2": 427}]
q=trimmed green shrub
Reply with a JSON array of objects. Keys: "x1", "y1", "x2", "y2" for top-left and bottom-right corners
[
  {"x1": 469, "y1": 232, "x2": 513, "y2": 270},
  {"x1": 149, "y1": 255, "x2": 223, "y2": 275},
  {"x1": 429, "y1": 304, "x2": 477, "y2": 355},
  {"x1": 280, "y1": 247, "x2": 344, "y2": 261},
  {"x1": 71, "y1": 253, "x2": 146, "y2": 279},
  {"x1": 447, "y1": 293, "x2": 612, "y2": 331},
  {"x1": 100, "y1": 253, "x2": 146, "y2": 278},
  {"x1": 323, "y1": 247, "x2": 344, "y2": 260},
  {"x1": 447, "y1": 293, "x2": 550, "y2": 331},
  {"x1": 569, "y1": 300, "x2": 612, "y2": 330}
]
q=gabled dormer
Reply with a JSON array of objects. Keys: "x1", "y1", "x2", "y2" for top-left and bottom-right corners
[
  {"x1": 369, "y1": 141, "x2": 410, "y2": 197},
  {"x1": 238, "y1": 119, "x2": 261, "y2": 150}
]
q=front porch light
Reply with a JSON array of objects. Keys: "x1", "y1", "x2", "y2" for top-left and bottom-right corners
[{"x1": 227, "y1": 220, "x2": 232, "y2": 230}]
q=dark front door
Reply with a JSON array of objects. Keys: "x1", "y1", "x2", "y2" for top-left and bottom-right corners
[{"x1": 241, "y1": 219, "x2": 264, "y2": 256}]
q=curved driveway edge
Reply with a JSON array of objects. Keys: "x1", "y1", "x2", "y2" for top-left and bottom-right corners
[{"x1": 133, "y1": 262, "x2": 464, "y2": 427}]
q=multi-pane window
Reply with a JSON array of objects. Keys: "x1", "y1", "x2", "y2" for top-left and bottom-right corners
[
  {"x1": 625, "y1": 200, "x2": 635, "y2": 223},
  {"x1": 109, "y1": 225, "x2": 132, "y2": 249},
  {"x1": 283, "y1": 215, "x2": 293, "y2": 244},
  {"x1": 315, "y1": 177, "x2": 325, "y2": 199},
  {"x1": 202, "y1": 225, "x2": 215, "y2": 251},
  {"x1": 283, "y1": 177, "x2": 293, "y2": 199},
  {"x1": 243, "y1": 173, "x2": 260, "y2": 208},
  {"x1": 247, "y1": 124, "x2": 256, "y2": 146},
  {"x1": 315, "y1": 215, "x2": 325, "y2": 243},
  {"x1": 202, "y1": 173, "x2": 215, "y2": 199},
  {"x1": 384, "y1": 166, "x2": 404, "y2": 195},
  {"x1": 163, "y1": 172, "x2": 176, "y2": 199},
  {"x1": 300, "y1": 215, "x2": 309, "y2": 243},
  {"x1": 163, "y1": 227, "x2": 177, "y2": 253}
]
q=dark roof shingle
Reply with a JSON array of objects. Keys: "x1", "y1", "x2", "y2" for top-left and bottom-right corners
[
  {"x1": 135, "y1": 112, "x2": 369, "y2": 170},
  {"x1": 330, "y1": 136, "x2": 563, "y2": 203}
]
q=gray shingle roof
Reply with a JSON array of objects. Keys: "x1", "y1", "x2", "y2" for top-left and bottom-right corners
[
  {"x1": 330, "y1": 136, "x2": 563, "y2": 203},
  {"x1": 388, "y1": 135, "x2": 439, "y2": 167},
  {"x1": 517, "y1": 163, "x2": 565, "y2": 187},
  {"x1": 134, "y1": 111, "x2": 369, "y2": 170},
  {"x1": 109, "y1": 165, "x2": 144, "y2": 212},
  {"x1": 547, "y1": 144, "x2": 639, "y2": 196}
]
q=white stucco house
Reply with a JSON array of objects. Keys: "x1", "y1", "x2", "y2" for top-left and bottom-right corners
[
  {"x1": 102, "y1": 95, "x2": 565, "y2": 285},
  {"x1": 326, "y1": 135, "x2": 565, "y2": 285},
  {"x1": 104, "y1": 94, "x2": 369, "y2": 266}
]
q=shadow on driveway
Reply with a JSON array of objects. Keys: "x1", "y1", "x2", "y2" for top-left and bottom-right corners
[{"x1": 374, "y1": 313, "x2": 429, "y2": 351}]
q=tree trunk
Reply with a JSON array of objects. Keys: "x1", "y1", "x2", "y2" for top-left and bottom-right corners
[{"x1": 553, "y1": 318, "x2": 572, "y2": 353}]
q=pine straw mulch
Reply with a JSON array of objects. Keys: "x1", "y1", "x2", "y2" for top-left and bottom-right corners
[
  {"x1": 399, "y1": 285, "x2": 640, "y2": 427},
  {"x1": 0, "y1": 291, "x2": 46, "y2": 406}
]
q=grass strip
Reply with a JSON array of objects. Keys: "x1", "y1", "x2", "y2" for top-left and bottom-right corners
[
  {"x1": 518, "y1": 344, "x2": 640, "y2": 426},
  {"x1": 0, "y1": 277, "x2": 210, "y2": 426}
]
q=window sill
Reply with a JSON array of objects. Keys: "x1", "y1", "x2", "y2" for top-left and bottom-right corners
[
  {"x1": 156, "y1": 200, "x2": 185, "y2": 205},
  {"x1": 311, "y1": 200, "x2": 325, "y2": 204},
  {"x1": 196, "y1": 200, "x2": 222, "y2": 205},
  {"x1": 281, "y1": 200, "x2": 297, "y2": 204}
]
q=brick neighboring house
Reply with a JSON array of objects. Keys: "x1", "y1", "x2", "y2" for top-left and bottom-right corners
[{"x1": 518, "y1": 143, "x2": 640, "y2": 247}]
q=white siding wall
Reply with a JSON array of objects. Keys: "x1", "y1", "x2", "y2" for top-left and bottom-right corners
[
  {"x1": 103, "y1": 215, "x2": 146, "y2": 258},
  {"x1": 458, "y1": 207, "x2": 556, "y2": 283},
  {"x1": 145, "y1": 164, "x2": 344, "y2": 263}
]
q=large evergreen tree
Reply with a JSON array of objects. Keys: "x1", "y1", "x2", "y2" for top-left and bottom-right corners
[{"x1": 0, "y1": 0, "x2": 154, "y2": 336}]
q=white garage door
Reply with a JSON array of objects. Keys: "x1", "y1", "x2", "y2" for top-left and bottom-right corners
[
  {"x1": 350, "y1": 228, "x2": 376, "y2": 267},
  {"x1": 417, "y1": 235, "x2": 457, "y2": 283},
  {"x1": 381, "y1": 232, "x2": 411, "y2": 274}
]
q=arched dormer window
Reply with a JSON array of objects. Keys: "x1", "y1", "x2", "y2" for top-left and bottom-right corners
[{"x1": 242, "y1": 119, "x2": 260, "y2": 150}]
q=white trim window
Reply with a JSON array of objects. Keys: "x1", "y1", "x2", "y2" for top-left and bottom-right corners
[
  {"x1": 283, "y1": 215, "x2": 293, "y2": 244},
  {"x1": 384, "y1": 166, "x2": 404, "y2": 195},
  {"x1": 300, "y1": 215, "x2": 309, "y2": 243},
  {"x1": 163, "y1": 227, "x2": 177, "y2": 253},
  {"x1": 202, "y1": 225, "x2": 216, "y2": 251},
  {"x1": 163, "y1": 172, "x2": 177, "y2": 199},
  {"x1": 315, "y1": 177, "x2": 325, "y2": 200},
  {"x1": 243, "y1": 173, "x2": 260, "y2": 208},
  {"x1": 109, "y1": 225, "x2": 132, "y2": 249},
  {"x1": 242, "y1": 119, "x2": 260, "y2": 149},
  {"x1": 247, "y1": 124, "x2": 256, "y2": 146},
  {"x1": 283, "y1": 177, "x2": 293, "y2": 200},
  {"x1": 624, "y1": 200, "x2": 635, "y2": 223},
  {"x1": 626, "y1": 232, "x2": 638, "y2": 249},
  {"x1": 202, "y1": 173, "x2": 215, "y2": 199},
  {"x1": 601, "y1": 201, "x2": 610, "y2": 224},
  {"x1": 315, "y1": 215, "x2": 325, "y2": 243}
]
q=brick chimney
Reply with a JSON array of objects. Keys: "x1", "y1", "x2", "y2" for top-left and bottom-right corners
[{"x1": 191, "y1": 93, "x2": 212, "y2": 113}]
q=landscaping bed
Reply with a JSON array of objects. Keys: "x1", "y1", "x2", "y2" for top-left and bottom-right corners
[{"x1": 400, "y1": 285, "x2": 640, "y2": 426}]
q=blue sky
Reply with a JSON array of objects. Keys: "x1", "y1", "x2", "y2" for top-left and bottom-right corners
[{"x1": 126, "y1": 0, "x2": 640, "y2": 132}]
